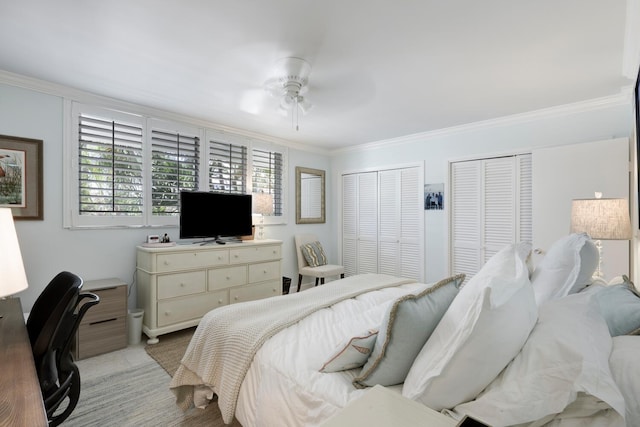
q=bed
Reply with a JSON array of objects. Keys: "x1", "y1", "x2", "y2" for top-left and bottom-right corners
[{"x1": 170, "y1": 233, "x2": 640, "y2": 427}]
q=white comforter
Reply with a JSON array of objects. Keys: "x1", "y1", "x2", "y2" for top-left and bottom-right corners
[
  {"x1": 235, "y1": 280, "x2": 436, "y2": 427},
  {"x1": 235, "y1": 282, "x2": 633, "y2": 427}
]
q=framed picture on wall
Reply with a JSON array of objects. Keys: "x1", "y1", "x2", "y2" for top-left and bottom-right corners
[
  {"x1": 424, "y1": 183, "x2": 444, "y2": 210},
  {"x1": 0, "y1": 134, "x2": 43, "y2": 220}
]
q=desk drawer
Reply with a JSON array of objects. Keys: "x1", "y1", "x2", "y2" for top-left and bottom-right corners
[
  {"x1": 77, "y1": 317, "x2": 126, "y2": 359},
  {"x1": 81, "y1": 285, "x2": 127, "y2": 324}
]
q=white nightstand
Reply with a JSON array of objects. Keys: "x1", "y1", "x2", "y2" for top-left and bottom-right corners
[{"x1": 321, "y1": 385, "x2": 458, "y2": 427}]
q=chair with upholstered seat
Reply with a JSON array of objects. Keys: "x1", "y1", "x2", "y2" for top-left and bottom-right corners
[
  {"x1": 295, "y1": 234, "x2": 345, "y2": 292},
  {"x1": 26, "y1": 271, "x2": 100, "y2": 426}
]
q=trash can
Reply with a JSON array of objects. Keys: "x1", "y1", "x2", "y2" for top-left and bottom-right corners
[
  {"x1": 282, "y1": 277, "x2": 292, "y2": 294},
  {"x1": 127, "y1": 308, "x2": 144, "y2": 345}
]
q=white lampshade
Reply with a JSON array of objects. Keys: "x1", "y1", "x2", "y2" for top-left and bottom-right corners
[
  {"x1": 253, "y1": 193, "x2": 274, "y2": 216},
  {"x1": 570, "y1": 198, "x2": 632, "y2": 240},
  {"x1": 0, "y1": 208, "x2": 29, "y2": 297}
]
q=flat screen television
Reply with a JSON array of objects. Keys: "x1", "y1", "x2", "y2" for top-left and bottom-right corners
[{"x1": 179, "y1": 191, "x2": 253, "y2": 242}]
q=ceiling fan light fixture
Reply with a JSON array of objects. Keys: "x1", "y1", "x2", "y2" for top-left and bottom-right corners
[{"x1": 265, "y1": 57, "x2": 313, "y2": 131}]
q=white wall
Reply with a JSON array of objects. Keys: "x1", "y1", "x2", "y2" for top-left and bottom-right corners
[
  {"x1": 330, "y1": 96, "x2": 635, "y2": 284},
  {"x1": 3, "y1": 78, "x2": 636, "y2": 313},
  {"x1": 0, "y1": 82, "x2": 333, "y2": 312}
]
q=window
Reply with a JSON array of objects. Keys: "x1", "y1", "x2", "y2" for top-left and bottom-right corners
[
  {"x1": 149, "y1": 120, "x2": 201, "y2": 217},
  {"x1": 252, "y1": 147, "x2": 283, "y2": 216},
  {"x1": 78, "y1": 113, "x2": 144, "y2": 217},
  {"x1": 65, "y1": 103, "x2": 287, "y2": 228},
  {"x1": 208, "y1": 138, "x2": 247, "y2": 194}
]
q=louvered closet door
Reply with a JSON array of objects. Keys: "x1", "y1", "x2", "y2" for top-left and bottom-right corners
[
  {"x1": 342, "y1": 174, "x2": 358, "y2": 276},
  {"x1": 451, "y1": 161, "x2": 482, "y2": 280},
  {"x1": 342, "y1": 172, "x2": 378, "y2": 276},
  {"x1": 378, "y1": 168, "x2": 423, "y2": 281},
  {"x1": 451, "y1": 154, "x2": 531, "y2": 279}
]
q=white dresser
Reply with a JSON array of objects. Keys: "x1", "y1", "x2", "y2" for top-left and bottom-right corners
[{"x1": 136, "y1": 239, "x2": 282, "y2": 344}]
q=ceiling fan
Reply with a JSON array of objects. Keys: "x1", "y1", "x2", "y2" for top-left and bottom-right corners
[
  {"x1": 264, "y1": 57, "x2": 313, "y2": 130},
  {"x1": 239, "y1": 56, "x2": 313, "y2": 130}
]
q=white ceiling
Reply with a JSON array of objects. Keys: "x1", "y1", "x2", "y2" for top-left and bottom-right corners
[{"x1": 0, "y1": 1, "x2": 637, "y2": 150}]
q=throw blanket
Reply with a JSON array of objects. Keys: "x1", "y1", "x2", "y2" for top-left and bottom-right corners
[{"x1": 170, "y1": 273, "x2": 416, "y2": 424}]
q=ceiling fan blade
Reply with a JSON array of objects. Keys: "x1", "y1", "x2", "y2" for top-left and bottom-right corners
[{"x1": 239, "y1": 88, "x2": 272, "y2": 115}]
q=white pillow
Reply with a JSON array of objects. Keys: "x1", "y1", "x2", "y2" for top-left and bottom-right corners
[
  {"x1": 450, "y1": 291, "x2": 626, "y2": 426},
  {"x1": 402, "y1": 242, "x2": 537, "y2": 411},
  {"x1": 610, "y1": 336, "x2": 640, "y2": 425},
  {"x1": 320, "y1": 329, "x2": 378, "y2": 373},
  {"x1": 531, "y1": 233, "x2": 598, "y2": 305}
]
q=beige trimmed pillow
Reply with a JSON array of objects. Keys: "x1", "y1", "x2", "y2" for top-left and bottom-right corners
[
  {"x1": 352, "y1": 274, "x2": 465, "y2": 388},
  {"x1": 320, "y1": 329, "x2": 378, "y2": 373}
]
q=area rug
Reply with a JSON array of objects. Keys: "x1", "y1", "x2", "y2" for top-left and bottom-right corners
[
  {"x1": 66, "y1": 359, "x2": 241, "y2": 427},
  {"x1": 145, "y1": 327, "x2": 196, "y2": 376}
]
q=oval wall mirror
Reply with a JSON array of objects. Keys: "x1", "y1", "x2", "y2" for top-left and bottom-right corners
[{"x1": 296, "y1": 166, "x2": 325, "y2": 224}]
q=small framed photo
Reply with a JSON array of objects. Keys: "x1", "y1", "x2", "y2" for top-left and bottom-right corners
[
  {"x1": 0, "y1": 134, "x2": 43, "y2": 220},
  {"x1": 424, "y1": 183, "x2": 444, "y2": 210}
]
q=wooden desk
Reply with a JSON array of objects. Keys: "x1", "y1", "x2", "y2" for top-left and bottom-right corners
[{"x1": 0, "y1": 298, "x2": 47, "y2": 427}]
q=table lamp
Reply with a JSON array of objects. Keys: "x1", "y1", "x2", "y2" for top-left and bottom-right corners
[
  {"x1": 253, "y1": 193, "x2": 274, "y2": 240},
  {"x1": 0, "y1": 208, "x2": 29, "y2": 317},
  {"x1": 570, "y1": 194, "x2": 632, "y2": 278}
]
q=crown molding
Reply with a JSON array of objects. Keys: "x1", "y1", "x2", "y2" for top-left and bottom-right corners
[
  {"x1": 332, "y1": 91, "x2": 633, "y2": 155},
  {"x1": 0, "y1": 69, "x2": 330, "y2": 155}
]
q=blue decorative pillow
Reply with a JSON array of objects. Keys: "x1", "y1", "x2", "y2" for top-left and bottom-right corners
[
  {"x1": 301, "y1": 241, "x2": 328, "y2": 267},
  {"x1": 584, "y1": 279, "x2": 640, "y2": 336},
  {"x1": 352, "y1": 274, "x2": 465, "y2": 388}
]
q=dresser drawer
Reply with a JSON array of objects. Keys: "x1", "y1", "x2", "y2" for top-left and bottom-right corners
[
  {"x1": 81, "y1": 285, "x2": 127, "y2": 324},
  {"x1": 208, "y1": 266, "x2": 247, "y2": 291},
  {"x1": 248, "y1": 261, "x2": 280, "y2": 283},
  {"x1": 230, "y1": 281, "x2": 280, "y2": 304},
  {"x1": 157, "y1": 291, "x2": 228, "y2": 327},
  {"x1": 156, "y1": 250, "x2": 229, "y2": 272},
  {"x1": 157, "y1": 271, "x2": 206, "y2": 299},
  {"x1": 77, "y1": 317, "x2": 126, "y2": 359},
  {"x1": 229, "y1": 245, "x2": 281, "y2": 264}
]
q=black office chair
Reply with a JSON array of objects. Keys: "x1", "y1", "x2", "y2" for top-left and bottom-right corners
[{"x1": 26, "y1": 271, "x2": 100, "y2": 426}]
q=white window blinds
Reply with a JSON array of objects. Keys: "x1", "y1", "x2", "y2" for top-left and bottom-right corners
[
  {"x1": 78, "y1": 113, "x2": 144, "y2": 216},
  {"x1": 252, "y1": 148, "x2": 283, "y2": 216},
  {"x1": 208, "y1": 140, "x2": 247, "y2": 193},
  {"x1": 67, "y1": 102, "x2": 288, "y2": 228},
  {"x1": 150, "y1": 126, "x2": 200, "y2": 216}
]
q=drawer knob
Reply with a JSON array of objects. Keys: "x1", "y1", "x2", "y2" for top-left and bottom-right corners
[
  {"x1": 164, "y1": 260, "x2": 169, "y2": 265},
  {"x1": 263, "y1": 270, "x2": 267, "y2": 274},
  {"x1": 226, "y1": 276, "x2": 230, "y2": 280},
  {"x1": 234, "y1": 296, "x2": 238, "y2": 300},
  {"x1": 218, "y1": 299, "x2": 223, "y2": 304},
  {"x1": 180, "y1": 282, "x2": 185, "y2": 287},
  {"x1": 165, "y1": 311, "x2": 171, "y2": 316}
]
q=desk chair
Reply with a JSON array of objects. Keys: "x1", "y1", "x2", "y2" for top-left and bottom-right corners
[
  {"x1": 295, "y1": 234, "x2": 345, "y2": 292},
  {"x1": 26, "y1": 271, "x2": 100, "y2": 426}
]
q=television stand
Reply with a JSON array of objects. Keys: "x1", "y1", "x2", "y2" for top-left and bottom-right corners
[{"x1": 136, "y1": 239, "x2": 283, "y2": 344}]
